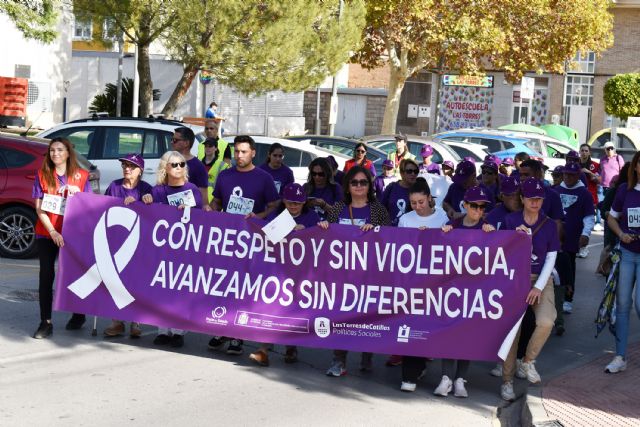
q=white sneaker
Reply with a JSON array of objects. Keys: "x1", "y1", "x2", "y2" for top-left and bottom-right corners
[
  {"x1": 521, "y1": 360, "x2": 541, "y2": 384},
  {"x1": 515, "y1": 359, "x2": 527, "y2": 379},
  {"x1": 594, "y1": 223, "x2": 604, "y2": 231},
  {"x1": 453, "y1": 377, "x2": 468, "y2": 398},
  {"x1": 433, "y1": 375, "x2": 453, "y2": 396},
  {"x1": 501, "y1": 381, "x2": 516, "y2": 401},
  {"x1": 490, "y1": 363, "x2": 503, "y2": 377},
  {"x1": 400, "y1": 381, "x2": 416, "y2": 392},
  {"x1": 326, "y1": 360, "x2": 347, "y2": 377},
  {"x1": 578, "y1": 246, "x2": 589, "y2": 258},
  {"x1": 605, "y1": 355, "x2": 627, "y2": 373},
  {"x1": 563, "y1": 301, "x2": 573, "y2": 314}
]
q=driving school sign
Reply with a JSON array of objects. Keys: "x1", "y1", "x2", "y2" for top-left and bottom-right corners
[{"x1": 55, "y1": 193, "x2": 531, "y2": 361}]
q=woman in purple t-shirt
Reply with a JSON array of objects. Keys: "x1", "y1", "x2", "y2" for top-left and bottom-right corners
[
  {"x1": 259, "y1": 142, "x2": 294, "y2": 195},
  {"x1": 319, "y1": 166, "x2": 390, "y2": 377},
  {"x1": 303, "y1": 157, "x2": 343, "y2": 221},
  {"x1": 605, "y1": 151, "x2": 640, "y2": 374},
  {"x1": 437, "y1": 186, "x2": 495, "y2": 398},
  {"x1": 500, "y1": 178, "x2": 559, "y2": 401},
  {"x1": 103, "y1": 153, "x2": 153, "y2": 338}
]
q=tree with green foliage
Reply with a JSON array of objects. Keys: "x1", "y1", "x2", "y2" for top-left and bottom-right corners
[
  {"x1": 604, "y1": 73, "x2": 640, "y2": 121},
  {"x1": 1, "y1": 0, "x2": 59, "y2": 43},
  {"x1": 160, "y1": 0, "x2": 365, "y2": 116},
  {"x1": 89, "y1": 78, "x2": 160, "y2": 117},
  {"x1": 353, "y1": 0, "x2": 614, "y2": 134}
]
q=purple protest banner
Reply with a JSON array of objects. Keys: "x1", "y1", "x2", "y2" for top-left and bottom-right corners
[{"x1": 55, "y1": 193, "x2": 531, "y2": 361}]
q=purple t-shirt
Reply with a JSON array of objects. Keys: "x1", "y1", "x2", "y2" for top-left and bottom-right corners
[
  {"x1": 104, "y1": 178, "x2": 152, "y2": 201},
  {"x1": 293, "y1": 209, "x2": 321, "y2": 229},
  {"x1": 304, "y1": 183, "x2": 343, "y2": 220},
  {"x1": 446, "y1": 217, "x2": 486, "y2": 230},
  {"x1": 336, "y1": 204, "x2": 371, "y2": 226},
  {"x1": 443, "y1": 182, "x2": 495, "y2": 213},
  {"x1": 555, "y1": 184, "x2": 595, "y2": 253},
  {"x1": 32, "y1": 173, "x2": 92, "y2": 199},
  {"x1": 381, "y1": 182, "x2": 410, "y2": 226},
  {"x1": 213, "y1": 166, "x2": 279, "y2": 215},
  {"x1": 187, "y1": 157, "x2": 209, "y2": 189},
  {"x1": 151, "y1": 182, "x2": 203, "y2": 209},
  {"x1": 611, "y1": 185, "x2": 640, "y2": 253},
  {"x1": 541, "y1": 186, "x2": 564, "y2": 221},
  {"x1": 505, "y1": 211, "x2": 560, "y2": 275},
  {"x1": 374, "y1": 175, "x2": 397, "y2": 200},
  {"x1": 259, "y1": 163, "x2": 294, "y2": 195},
  {"x1": 485, "y1": 204, "x2": 513, "y2": 230}
]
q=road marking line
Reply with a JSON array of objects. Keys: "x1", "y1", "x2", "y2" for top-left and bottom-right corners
[{"x1": 0, "y1": 263, "x2": 39, "y2": 269}]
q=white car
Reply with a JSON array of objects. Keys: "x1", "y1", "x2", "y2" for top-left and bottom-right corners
[
  {"x1": 439, "y1": 140, "x2": 489, "y2": 164},
  {"x1": 38, "y1": 117, "x2": 204, "y2": 190}
]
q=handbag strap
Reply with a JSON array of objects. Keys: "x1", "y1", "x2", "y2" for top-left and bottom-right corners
[{"x1": 531, "y1": 216, "x2": 549, "y2": 237}]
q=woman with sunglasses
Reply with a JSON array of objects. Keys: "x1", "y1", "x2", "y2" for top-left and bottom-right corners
[
  {"x1": 32, "y1": 137, "x2": 93, "y2": 339},
  {"x1": 436, "y1": 186, "x2": 495, "y2": 397},
  {"x1": 304, "y1": 157, "x2": 343, "y2": 221},
  {"x1": 319, "y1": 166, "x2": 390, "y2": 376},
  {"x1": 150, "y1": 151, "x2": 203, "y2": 348},
  {"x1": 259, "y1": 142, "x2": 294, "y2": 195},
  {"x1": 343, "y1": 142, "x2": 376, "y2": 177},
  {"x1": 500, "y1": 178, "x2": 559, "y2": 400},
  {"x1": 102, "y1": 153, "x2": 153, "y2": 338},
  {"x1": 381, "y1": 158, "x2": 420, "y2": 226}
]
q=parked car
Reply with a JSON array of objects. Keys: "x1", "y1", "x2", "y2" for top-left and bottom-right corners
[
  {"x1": 361, "y1": 134, "x2": 462, "y2": 167},
  {"x1": 440, "y1": 140, "x2": 489, "y2": 163},
  {"x1": 587, "y1": 127, "x2": 640, "y2": 162},
  {"x1": 38, "y1": 116, "x2": 204, "y2": 190},
  {"x1": 285, "y1": 135, "x2": 387, "y2": 175},
  {"x1": 0, "y1": 134, "x2": 100, "y2": 258}
]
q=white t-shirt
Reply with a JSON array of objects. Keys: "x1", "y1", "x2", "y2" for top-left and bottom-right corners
[
  {"x1": 419, "y1": 174, "x2": 450, "y2": 208},
  {"x1": 398, "y1": 207, "x2": 449, "y2": 229}
]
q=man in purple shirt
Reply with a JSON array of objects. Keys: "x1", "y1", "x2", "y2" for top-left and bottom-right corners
[
  {"x1": 486, "y1": 177, "x2": 521, "y2": 230},
  {"x1": 172, "y1": 127, "x2": 211, "y2": 211},
  {"x1": 443, "y1": 160, "x2": 495, "y2": 219}
]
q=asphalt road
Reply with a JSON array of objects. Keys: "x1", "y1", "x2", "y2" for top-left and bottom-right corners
[{"x1": 0, "y1": 230, "x2": 637, "y2": 426}]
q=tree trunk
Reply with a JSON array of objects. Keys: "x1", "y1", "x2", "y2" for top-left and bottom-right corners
[
  {"x1": 381, "y1": 64, "x2": 408, "y2": 134},
  {"x1": 161, "y1": 65, "x2": 199, "y2": 117},
  {"x1": 137, "y1": 42, "x2": 153, "y2": 118}
]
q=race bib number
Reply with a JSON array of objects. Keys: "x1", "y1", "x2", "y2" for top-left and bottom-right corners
[
  {"x1": 339, "y1": 218, "x2": 366, "y2": 226},
  {"x1": 41, "y1": 194, "x2": 66, "y2": 215},
  {"x1": 628, "y1": 207, "x2": 640, "y2": 228},
  {"x1": 167, "y1": 189, "x2": 196, "y2": 208},
  {"x1": 227, "y1": 195, "x2": 255, "y2": 215}
]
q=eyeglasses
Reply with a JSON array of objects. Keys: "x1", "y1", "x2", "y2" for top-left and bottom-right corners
[
  {"x1": 311, "y1": 171, "x2": 325, "y2": 177},
  {"x1": 121, "y1": 162, "x2": 138, "y2": 169},
  {"x1": 606, "y1": 147, "x2": 615, "y2": 151},
  {"x1": 402, "y1": 168, "x2": 419, "y2": 175},
  {"x1": 170, "y1": 162, "x2": 186, "y2": 169},
  {"x1": 355, "y1": 149, "x2": 366, "y2": 154},
  {"x1": 467, "y1": 202, "x2": 487, "y2": 211},
  {"x1": 349, "y1": 179, "x2": 369, "y2": 187},
  {"x1": 171, "y1": 138, "x2": 185, "y2": 143}
]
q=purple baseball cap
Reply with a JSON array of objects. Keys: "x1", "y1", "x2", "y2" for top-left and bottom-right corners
[
  {"x1": 551, "y1": 165, "x2": 564, "y2": 175},
  {"x1": 501, "y1": 157, "x2": 515, "y2": 166},
  {"x1": 442, "y1": 160, "x2": 455, "y2": 170},
  {"x1": 421, "y1": 144, "x2": 434, "y2": 157},
  {"x1": 282, "y1": 183, "x2": 306, "y2": 203},
  {"x1": 484, "y1": 154, "x2": 501, "y2": 168},
  {"x1": 500, "y1": 176, "x2": 520, "y2": 195},
  {"x1": 463, "y1": 156, "x2": 476, "y2": 164},
  {"x1": 566, "y1": 150, "x2": 580, "y2": 160},
  {"x1": 520, "y1": 178, "x2": 545, "y2": 199},
  {"x1": 427, "y1": 163, "x2": 441, "y2": 174},
  {"x1": 382, "y1": 159, "x2": 394, "y2": 169},
  {"x1": 481, "y1": 160, "x2": 499, "y2": 172},
  {"x1": 118, "y1": 153, "x2": 144, "y2": 169},
  {"x1": 453, "y1": 160, "x2": 476, "y2": 184},
  {"x1": 464, "y1": 185, "x2": 491, "y2": 203},
  {"x1": 563, "y1": 162, "x2": 581, "y2": 174}
]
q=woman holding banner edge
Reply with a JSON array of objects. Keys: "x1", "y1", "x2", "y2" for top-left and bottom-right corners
[
  {"x1": 319, "y1": 165, "x2": 390, "y2": 376},
  {"x1": 32, "y1": 137, "x2": 93, "y2": 339},
  {"x1": 437, "y1": 185, "x2": 496, "y2": 397},
  {"x1": 150, "y1": 151, "x2": 203, "y2": 348}
]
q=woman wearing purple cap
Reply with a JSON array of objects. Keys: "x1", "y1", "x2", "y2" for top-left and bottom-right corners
[
  {"x1": 604, "y1": 152, "x2": 640, "y2": 374},
  {"x1": 319, "y1": 166, "x2": 390, "y2": 377},
  {"x1": 374, "y1": 159, "x2": 398, "y2": 199},
  {"x1": 443, "y1": 160, "x2": 494, "y2": 220},
  {"x1": 150, "y1": 151, "x2": 203, "y2": 348},
  {"x1": 500, "y1": 178, "x2": 559, "y2": 400},
  {"x1": 259, "y1": 142, "x2": 295, "y2": 195},
  {"x1": 304, "y1": 158, "x2": 343, "y2": 221},
  {"x1": 441, "y1": 161, "x2": 455, "y2": 180},
  {"x1": 436, "y1": 186, "x2": 495, "y2": 398},
  {"x1": 480, "y1": 160, "x2": 500, "y2": 197},
  {"x1": 486, "y1": 176, "x2": 522, "y2": 230},
  {"x1": 102, "y1": 153, "x2": 153, "y2": 338},
  {"x1": 500, "y1": 158, "x2": 515, "y2": 177},
  {"x1": 418, "y1": 144, "x2": 437, "y2": 175},
  {"x1": 381, "y1": 159, "x2": 420, "y2": 226}
]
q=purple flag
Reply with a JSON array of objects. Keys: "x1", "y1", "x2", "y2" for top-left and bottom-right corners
[{"x1": 55, "y1": 193, "x2": 531, "y2": 361}]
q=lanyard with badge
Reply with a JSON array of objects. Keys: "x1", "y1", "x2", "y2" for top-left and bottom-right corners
[
  {"x1": 41, "y1": 183, "x2": 69, "y2": 216},
  {"x1": 226, "y1": 187, "x2": 255, "y2": 215}
]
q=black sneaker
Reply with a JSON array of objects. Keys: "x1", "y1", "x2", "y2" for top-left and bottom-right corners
[
  {"x1": 153, "y1": 334, "x2": 171, "y2": 345},
  {"x1": 170, "y1": 334, "x2": 184, "y2": 348},
  {"x1": 226, "y1": 339, "x2": 244, "y2": 355},
  {"x1": 65, "y1": 314, "x2": 86, "y2": 330},
  {"x1": 208, "y1": 336, "x2": 229, "y2": 350},
  {"x1": 555, "y1": 325, "x2": 565, "y2": 336},
  {"x1": 33, "y1": 321, "x2": 53, "y2": 339}
]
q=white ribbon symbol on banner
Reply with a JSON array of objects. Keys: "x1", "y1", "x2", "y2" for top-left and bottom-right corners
[{"x1": 68, "y1": 207, "x2": 139, "y2": 309}]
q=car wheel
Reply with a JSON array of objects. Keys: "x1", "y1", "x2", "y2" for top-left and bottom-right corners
[{"x1": 0, "y1": 206, "x2": 38, "y2": 259}]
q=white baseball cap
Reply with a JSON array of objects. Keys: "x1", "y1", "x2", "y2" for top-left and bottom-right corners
[{"x1": 603, "y1": 141, "x2": 615, "y2": 149}]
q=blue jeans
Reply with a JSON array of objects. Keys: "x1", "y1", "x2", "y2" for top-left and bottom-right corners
[{"x1": 615, "y1": 247, "x2": 640, "y2": 357}]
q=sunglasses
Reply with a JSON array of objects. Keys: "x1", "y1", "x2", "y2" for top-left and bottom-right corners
[
  {"x1": 606, "y1": 147, "x2": 615, "y2": 151},
  {"x1": 350, "y1": 179, "x2": 369, "y2": 187},
  {"x1": 402, "y1": 168, "x2": 419, "y2": 175},
  {"x1": 170, "y1": 162, "x2": 186, "y2": 169},
  {"x1": 355, "y1": 149, "x2": 366, "y2": 154},
  {"x1": 311, "y1": 171, "x2": 325, "y2": 177},
  {"x1": 171, "y1": 138, "x2": 185, "y2": 143},
  {"x1": 121, "y1": 162, "x2": 138, "y2": 169},
  {"x1": 482, "y1": 169, "x2": 497, "y2": 175},
  {"x1": 467, "y1": 202, "x2": 487, "y2": 211}
]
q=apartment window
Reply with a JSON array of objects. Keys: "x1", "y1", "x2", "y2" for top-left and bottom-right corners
[
  {"x1": 567, "y1": 51, "x2": 595, "y2": 74},
  {"x1": 102, "y1": 18, "x2": 117, "y2": 41},
  {"x1": 73, "y1": 16, "x2": 92, "y2": 40},
  {"x1": 564, "y1": 75, "x2": 594, "y2": 107}
]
